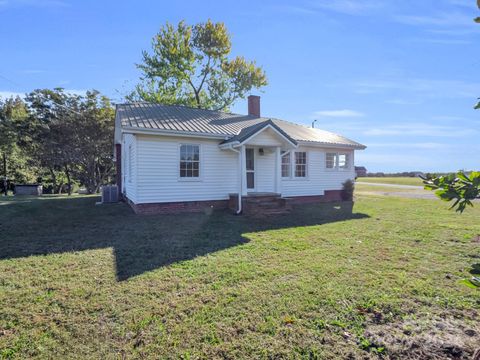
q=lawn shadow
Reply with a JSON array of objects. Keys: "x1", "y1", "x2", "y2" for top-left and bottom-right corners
[{"x1": 0, "y1": 196, "x2": 369, "y2": 281}]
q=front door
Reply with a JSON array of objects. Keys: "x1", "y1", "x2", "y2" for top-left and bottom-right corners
[{"x1": 246, "y1": 148, "x2": 255, "y2": 190}]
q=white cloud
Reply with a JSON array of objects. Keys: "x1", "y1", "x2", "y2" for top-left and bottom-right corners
[
  {"x1": 312, "y1": 109, "x2": 365, "y2": 118},
  {"x1": 20, "y1": 69, "x2": 46, "y2": 74},
  {"x1": 394, "y1": 12, "x2": 474, "y2": 27},
  {"x1": 0, "y1": 91, "x2": 24, "y2": 99},
  {"x1": 352, "y1": 78, "x2": 480, "y2": 99},
  {"x1": 408, "y1": 38, "x2": 471, "y2": 45},
  {"x1": 0, "y1": 0, "x2": 69, "y2": 10},
  {"x1": 445, "y1": 0, "x2": 476, "y2": 9},
  {"x1": 362, "y1": 123, "x2": 477, "y2": 137},
  {"x1": 309, "y1": 0, "x2": 384, "y2": 15},
  {"x1": 270, "y1": 4, "x2": 318, "y2": 15},
  {"x1": 367, "y1": 142, "x2": 447, "y2": 149},
  {"x1": 385, "y1": 99, "x2": 422, "y2": 105}
]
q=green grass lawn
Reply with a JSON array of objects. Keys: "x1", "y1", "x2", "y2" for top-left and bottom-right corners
[
  {"x1": 357, "y1": 177, "x2": 424, "y2": 186},
  {"x1": 1, "y1": 194, "x2": 479, "y2": 359}
]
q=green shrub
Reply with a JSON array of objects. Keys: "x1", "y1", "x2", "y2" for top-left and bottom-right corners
[{"x1": 341, "y1": 179, "x2": 355, "y2": 201}]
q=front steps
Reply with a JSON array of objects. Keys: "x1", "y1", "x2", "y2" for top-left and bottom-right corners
[{"x1": 229, "y1": 193, "x2": 292, "y2": 216}]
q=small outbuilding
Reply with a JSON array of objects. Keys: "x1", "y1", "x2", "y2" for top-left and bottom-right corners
[
  {"x1": 355, "y1": 166, "x2": 367, "y2": 178},
  {"x1": 15, "y1": 184, "x2": 43, "y2": 196}
]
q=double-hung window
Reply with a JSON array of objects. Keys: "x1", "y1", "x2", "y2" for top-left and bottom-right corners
[
  {"x1": 179, "y1": 144, "x2": 200, "y2": 178},
  {"x1": 294, "y1": 151, "x2": 307, "y2": 178},
  {"x1": 282, "y1": 151, "x2": 308, "y2": 178},
  {"x1": 326, "y1": 153, "x2": 337, "y2": 169}
]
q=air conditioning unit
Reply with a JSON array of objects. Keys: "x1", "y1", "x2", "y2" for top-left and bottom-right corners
[{"x1": 101, "y1": 185, "x2": 119, "y2": 203}]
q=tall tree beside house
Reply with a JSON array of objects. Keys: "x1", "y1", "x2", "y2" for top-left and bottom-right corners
[
  {"x1": 23, "y1": 89, "x2": 79, "y2": 194},
  {"x1": 0, "y1": 97, "x2": 34, "y2": 190},
  {"x1": 23, "y1": 89, "x2": 115, "y2": 194},
  {"x1": 70, "y1": 91, "x2": 115, "y2": 193},
  {"x1": 129, "y1": 20, "x2": 268, "y2": 111}
]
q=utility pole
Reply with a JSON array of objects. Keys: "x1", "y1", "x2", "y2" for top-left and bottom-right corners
[{"x1": 312, "y1": 119, "x2": 318, "y2": 128}]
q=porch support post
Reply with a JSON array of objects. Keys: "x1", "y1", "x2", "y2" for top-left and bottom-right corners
[
  {"x1": 275, "y1": 146, "x2": 282, "y2": 195},
  {"x1": 240, "y1": 145, "x2": 248, "y2": 196}
]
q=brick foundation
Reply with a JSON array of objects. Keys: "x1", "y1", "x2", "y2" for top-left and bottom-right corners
[
  {"x1": 127, "y1": 190, "x2": 344, "y2": 215},
  {"x1": 128, "y1": 198, "x2": 229, "y2": 215},
  {"x1": 284, "y1": 190, "x2": 343, "y2": 205}
]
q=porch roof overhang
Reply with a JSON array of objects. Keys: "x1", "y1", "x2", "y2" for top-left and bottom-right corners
[{"x1": 218, "y1": 120, "x2": 298, "y2": 150}]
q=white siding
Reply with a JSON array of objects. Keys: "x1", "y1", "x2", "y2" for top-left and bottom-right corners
[
  {"x1": 125, "y1": 133, "x2": 357, "y2": 204},
  {"x1": 246, "y1": 128, "x2": 284, "y2": 147},
  {"x1": 122, "y1": 134, "x2": 138, "y2": 203},
  {"x1": 135, "y1": 135, "x2": 239, "y2": 204},
  {"x1": 281, "y1": 146, "x2": 355, "y2": 197}
]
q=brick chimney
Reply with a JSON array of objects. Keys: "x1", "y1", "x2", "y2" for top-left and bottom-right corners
[{"x1": 248, "y1": 95, "x2": 260, "y2": 117}]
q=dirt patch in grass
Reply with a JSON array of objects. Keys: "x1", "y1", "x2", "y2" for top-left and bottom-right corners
[{"x1": 363, "y1": 312, "x2": 480, "y2": 359}]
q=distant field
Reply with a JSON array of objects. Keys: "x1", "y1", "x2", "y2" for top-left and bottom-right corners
[
  {"x1": 354, "y1": 183, "x2": 427, "y2": 193},
  {"x1": 357, "y1": 177, "x2": 424, "y2": 186}
]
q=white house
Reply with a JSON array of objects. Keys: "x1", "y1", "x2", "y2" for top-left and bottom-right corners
[{"x1": 114, "y1": 96, "x2": 366, "y2": 214}]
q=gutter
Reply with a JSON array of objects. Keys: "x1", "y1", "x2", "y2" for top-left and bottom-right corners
[{"x1": 226, "y1": 144, "x2": 242, "y2": 215}]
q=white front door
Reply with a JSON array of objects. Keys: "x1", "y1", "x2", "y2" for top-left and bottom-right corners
[{"x1": 246, "y1": 148, "x2": 255, "y2": 190}]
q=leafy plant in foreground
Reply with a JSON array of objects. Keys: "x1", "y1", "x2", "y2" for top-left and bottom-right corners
[
  {"x1": 422, "y1": 172, "x2": 480, "y2": 213},
  {"x1": 422, "y1": 171, "x2": 480, "y2": 289}
]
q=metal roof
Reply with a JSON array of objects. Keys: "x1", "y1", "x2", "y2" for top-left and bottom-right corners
[
  {"x1": 116, "y1": 102, "x2": 366, "y2": 149},
  {"x1": 220, "y1": 119, "x2": 298, "y2": 146}
]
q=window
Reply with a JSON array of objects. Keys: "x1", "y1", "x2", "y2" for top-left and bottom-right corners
[
  {"x1": 338, "y1": 153, "x2": 349, "y2": 170},
  {"x1": 295, "y1": 152, "x2": 307, "y2": 177},
  {"x1": 281, "y1": 152, "x2": 291, "y2": 178},
  {"x1": 326, "y1": 153, "x2": 337, "y2": 169},
  {"x1": 246, "y1": 148, "x2": 255, "y2": 189},
  {"x1": 128, "y1": 145, "x2": 133, "y2": 183},
  {"x1": 179, "y1": 144, "x2": 200, "y2": 178},
  {"x1": 326, "y1": 152, "x2": 350, "y2": 170}
]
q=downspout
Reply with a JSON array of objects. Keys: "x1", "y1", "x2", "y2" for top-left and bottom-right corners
[{"x1": 227, "y1": 145, "x2": 242, "y2": 215}]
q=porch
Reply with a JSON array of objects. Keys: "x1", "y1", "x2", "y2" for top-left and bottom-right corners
[{"x1": 219, "y1": 120, "x2": 299, "y2": 214}]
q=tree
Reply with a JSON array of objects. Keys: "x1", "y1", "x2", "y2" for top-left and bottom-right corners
[
  {"x1": 23, "y1": 89, "x2": 79, "y2": 194},
  {"x1": 0, "y1": 96, "x2": 33, "y2": 192},
  {"x1": 69, "y1": 91, "x2": 115, "y2": 193},
  {"x1": 475, "y1": 0, "x2": 480, "y2": 23},
  {"x1": 24, "y1": 89, "x2": 115, "y2": 194},
  {"x1": 129, "y1": 20, "x2": 268, "y2": 111}
]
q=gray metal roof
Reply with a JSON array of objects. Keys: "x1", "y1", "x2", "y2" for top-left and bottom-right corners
[{"x1": 116, "y1": 102, "x2": 366, "y2": 149}]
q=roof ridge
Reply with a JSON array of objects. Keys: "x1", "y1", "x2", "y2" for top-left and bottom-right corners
[{"x1": 117, "y1": 101, "x2": 241, "y2": 116}]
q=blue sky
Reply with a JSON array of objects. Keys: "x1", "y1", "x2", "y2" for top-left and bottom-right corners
[{"x1": 0, "y1": 0, "x2": 479, "y2": 172}]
